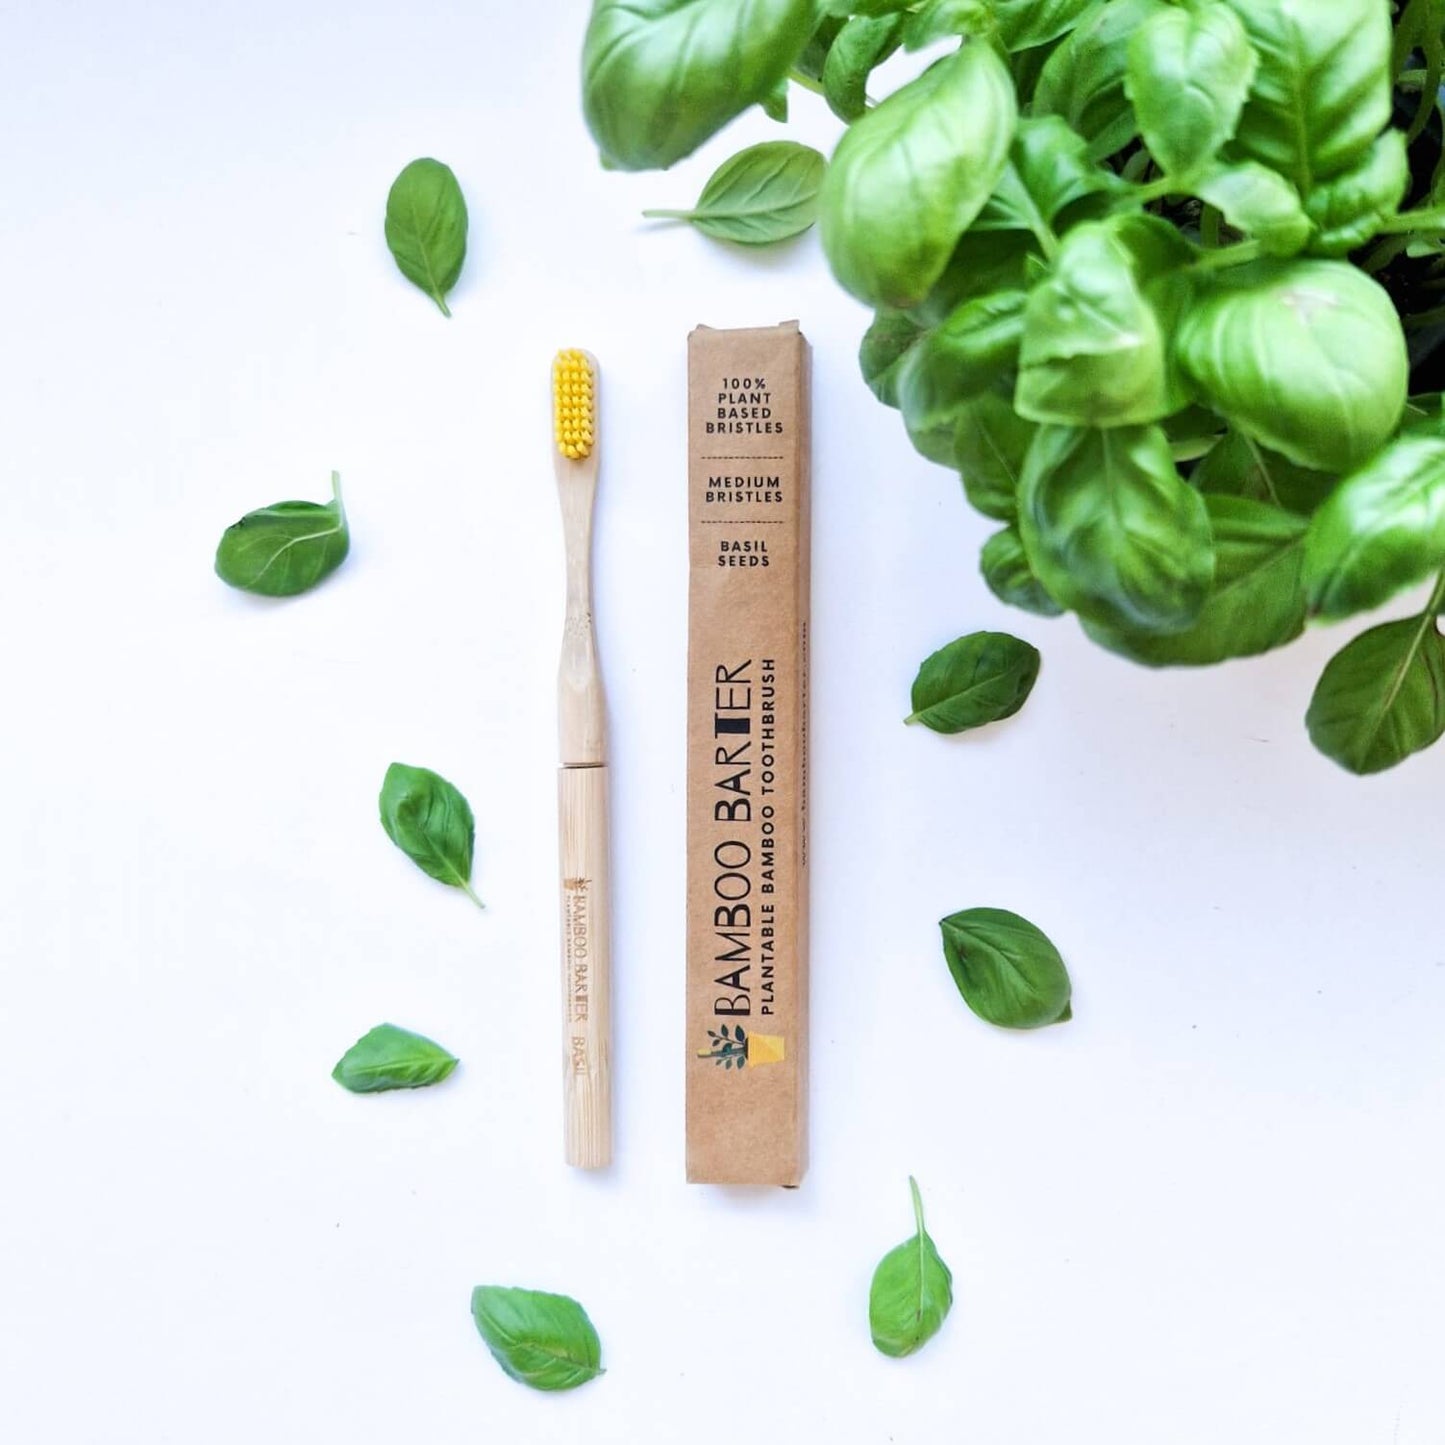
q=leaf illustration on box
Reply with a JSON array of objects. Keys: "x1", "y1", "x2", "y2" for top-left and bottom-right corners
[{"x1": 697, "y1": 1024, "x2": 785, "y2": 1070}]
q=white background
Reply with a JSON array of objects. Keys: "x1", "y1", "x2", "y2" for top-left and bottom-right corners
[{"x1": 3, "y1": 3, "x2": 1443, "y2": 1442}]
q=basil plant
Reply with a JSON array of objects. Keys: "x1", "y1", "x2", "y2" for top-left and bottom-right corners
[{"x1": 583, "y1": 0, "x2": 1445, "y2": 775}]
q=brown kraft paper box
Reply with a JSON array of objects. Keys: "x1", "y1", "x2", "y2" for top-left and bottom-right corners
[{"x1": 686, "y1": 321, "x2": 810, "y2": 1186}]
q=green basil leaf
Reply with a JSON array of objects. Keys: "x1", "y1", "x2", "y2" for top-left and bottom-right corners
[
  {"x1": 906, "y1": 228, "x2": 1040, "y2": 327},
  {"x1": 993, "y1": 0, "x2": 1093, "y2": 51},
  {"x1": 795, "y1": 13, "x2": 846, "y2": 83},
  {"x1": 1176, "y1": 260, "x2": 1408, "y2": 474},
  {"x1": 1303, "y1": 434, "x2": 1445, "y2": 620},
  {"x1": 1085, "y1": 495, "x2": 1307, "y2": 665},
  {"x1": 973, "y1": 115, "x2": 1118, "y2": 238},
  {"x1": 860, "y1": 310, "x2": 926, "y2": 409},
  {"x1": 981, "y1": 526, "x2": 1065, "y2": 616},
  {"x1": 897, "y1": 291, "x2": 1028, "y2": 458},
  {"x1": 1403, "y1": 394, "x2": 1445, "y2": 433},
  {"x1": 583, "y1": 0, "x2": 815, "y2": 171},
  {"x1": 939, "y1": 906, "x2": 1073, "y2": 1028},
  {"x1": 906, "y1": 630, "x2": 1041, "y2": 732},
  {"x1": 1305, "y1": 130, "x2": 1411, "y2": 257},
  {"x1": 331, "y1": 1023, "x2": 459, "y2": 1093},
  {"x1": 379, "y1": 762, "x2": 483, "y2": 907},
  {"x1": 869, "y1": 1178, "x2": 954, "y2": 1358},
  {"x1": 470, "y1": 1286, "x2": 604, "y2": 1392},
  {"x1": 1019, "y1": 423, "x2": 1214, "y2": 633},
  {"x1": 955, "y1": 386, "x2": 1036, "y2": 520},
  {"x1": 1034, "y1": 0, "x2": 1170, "y2": 161},
  {"x1": 1009, "y1": 32, "x2": 1066, "y2": 101},
  {"x1": 383, "y1": 159, "x2": 468, "y2": 318},
  {"x1": 761, "y1": 79, "x2": 789, "y2": 123},
  {"x1": 1125, "y1": 2, "x2": 1255, "y2": 181},
  {"x1": 1015, "y1": 222, "x2": 1175, "y2": 427},
  {"x1": 902, "y1": 414, "x2": 960, "y2": 469},
  {"x1": 1307, "y1": 613, "x2": 1445, "y2": 775},
  {"x1": 823, "y1": 0, "x2": 912, "y2": 14},
  {"x1": 1192, "y1": 161, "x2": 1309, "y2": 258},
  {"x1": 1224, "y1": 0, "x2": 1392, "y2": 197},
  {"x1": 642, "y1": 141, "x2": 825, "y2": 245},
  {"x1": 902, "y1": 0, "x2": 995, "y2": 52},
  {"x1": 214, "y1": 471, "x2": 349, "y2": 598},
  {"x1": 823, "y1": 14, "x2": 906, "y2": 123},
  {"x1": 1192, "y1": 430, "x2": 1336, "y2": 514},
  {"x1": 1161, "y1": 403, "x2": 1226, "y2": 462},
  {"x1": 820, "y1": 43, "x2": 1018, "y2": 309}
]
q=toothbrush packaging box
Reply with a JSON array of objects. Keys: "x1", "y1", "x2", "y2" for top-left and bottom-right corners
[{"x1": 685, "y1": 321, "x2": 811, "y2": 1187}]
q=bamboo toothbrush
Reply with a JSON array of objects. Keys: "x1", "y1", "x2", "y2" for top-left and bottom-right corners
[{"x1": 553, "y1": 348, "x2": 612, "y2": 1169}]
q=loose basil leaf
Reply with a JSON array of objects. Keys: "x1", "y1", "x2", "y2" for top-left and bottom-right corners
[
  {"x1": 939, "y1": 906, "x2": 1072, "y2": 1028},
  {"x1": 1085, "y1": 495, "x2": 1307, "y2": 665},
  {"x1": 383, "y1": 159, "x2": 468, "y2": 317},
  {"x1": 993, "y1": 0, "x2": 1093, "y2": 51},
  {"x1": 470, "y1": 1286, "x2": 604, "y2": 1392},
  {"x1": 823, "y1": 14, "x2": 905, "y2": 123},
  {"x1": 761, "y1": 79, "x2": 789, "y2": 123},
  {"x1": 1192, "y1": 162, "x2": 1309, "y2": 258},
  {"x1": 1125, "y1": 2, "x2": 1255, "y2": 181},
  {"x1": 906, "y1": 228, "x2": 1040, "y2": 327},
  {"x1": 1192, "y1": 430, "x2": 1337, "y2": 515},
  {"x1": 642, "y1": 141, "x2": 825, "y2": 245},
  {"x1": 973, "y1": 115, "x2": 1117, "y2": 238},
  {"x1": 1176, "y1": 260, "x2": 1408, "y2": 474},
  {"x1": 214, "y1": 470, "x2": 349, "y2": 598},
  {"x1": 331, "y1": 1023, "x2": 459, "y2": 1093},
  {"x1": 897, "y1": 291, "x2": 1027, "y2": 459},
  {"x1": 1019, "y1": 423, "x2": 1214, "y2": 634},
  {"x1": 379, "y1": 762, "x2": 483, "y2": 908},
  {"x1": 1305, "y1": 130, "x2": 1411, "y2": 257},
  {"x1": 955, "y1": 385, "x2": 1036, "y2": 520},
  {"x1": 1015, "y1": 222, "x2": 1174, "y2": 427},
  {"x1": 582, "y1": 0, "x2": 815, "y2": 171},
  {"x1": 1226, "y1": 0, "x2": 1392, "y2": 198},
  {"x1": 1034, "y1": 0, "x2": 1170, "y2": 161},
  {"x1": 906, "y1": 630, "x2": 1041, "y2": 732},
  {"x1": 1303, "y1": 434, "x2": 1445, "y2": 620},
  {"x1": 869, "y1": 1178, "x2": 954, "y2": 1359},
  {"x1": 1306, "y1": 613, "x2": 1445, "y2": 775},
  {"x1": 860, "y1": 310, "x2": 925, "y2": 409},
  {"x1": 820, "y1": 43, "x2": 1018, "y2": 309},
  {"x1": 981, "y1": 527, "x2": 1065, "y2": 616},
  {"x1": 902, "y1": 0, "x2": 995, "y2": 52}
]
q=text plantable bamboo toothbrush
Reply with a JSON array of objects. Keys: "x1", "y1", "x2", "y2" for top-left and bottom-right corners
[{"x1": 553, "y1": 348, "x2": 612, "y2": 1169}]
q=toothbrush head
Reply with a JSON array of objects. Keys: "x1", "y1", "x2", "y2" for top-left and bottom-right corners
[{"x1": 553, "y1": 349, "x2": 596, "y2": 461}]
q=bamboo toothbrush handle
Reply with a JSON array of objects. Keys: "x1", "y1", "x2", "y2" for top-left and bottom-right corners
[{"x1": 559, "y1": 762, "x2": 612, "y2": 1168}]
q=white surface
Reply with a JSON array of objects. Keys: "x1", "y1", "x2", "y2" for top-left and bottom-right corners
[{"x1": 3, "y1": 4, "x2": 1444, "y2": 1442}]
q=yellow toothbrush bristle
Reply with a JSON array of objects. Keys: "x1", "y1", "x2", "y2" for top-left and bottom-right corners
[{"x1": 553, "y1": 348, "x2": 596, "y2": 460}]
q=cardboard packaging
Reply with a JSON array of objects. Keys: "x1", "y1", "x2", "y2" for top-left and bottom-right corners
[{"x1": 685, "y1": 322, "x2": 811, "y2": 1186}]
